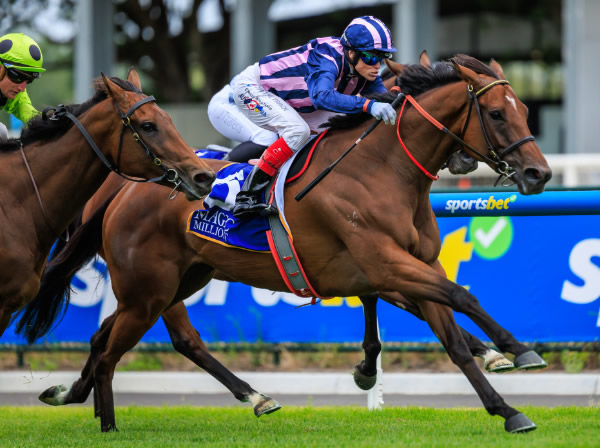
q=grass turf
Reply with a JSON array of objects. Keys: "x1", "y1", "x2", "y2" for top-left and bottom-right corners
[{"x1": 0, "y1": 405, "x2": 597, "y2": 447}]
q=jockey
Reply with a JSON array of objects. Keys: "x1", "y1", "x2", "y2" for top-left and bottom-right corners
[
  {"x1": 0, "y1": 33, "x2": 45, "y2": 142},
  {"x1": 211, "y1": 16, "x2": 398, "y2": 218}
]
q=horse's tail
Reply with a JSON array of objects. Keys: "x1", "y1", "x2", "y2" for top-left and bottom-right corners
[{"x1": 15, "y1": 191, "x2": 118, "y2": 344}]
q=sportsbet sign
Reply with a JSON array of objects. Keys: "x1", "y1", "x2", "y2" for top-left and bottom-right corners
[{"x1": 444, "y1": 194, "x2": 517, "y2": 214}]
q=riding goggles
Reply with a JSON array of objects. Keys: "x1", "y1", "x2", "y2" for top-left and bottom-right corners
[
  {"x1": 359, "y1": 51, "x2": 391, "y2": 66},
  {"x1": 2, "y1": 64, "x2": 38, "y2": 84}
]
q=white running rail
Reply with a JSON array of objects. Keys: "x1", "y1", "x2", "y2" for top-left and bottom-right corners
[{"x1": 438, "y1": 153, "x2": 600, "y2": 187}]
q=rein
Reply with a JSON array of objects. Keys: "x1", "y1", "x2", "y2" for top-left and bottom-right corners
[
  {"x1": 19, "y1": 143, "x2": 67, "y2": 242},
  {"x1": 394, "y1": 80, "x2": 535, "y2": 184},
  {"x1": 43, "y1": 96, "x2": 181, "y2": 186}
]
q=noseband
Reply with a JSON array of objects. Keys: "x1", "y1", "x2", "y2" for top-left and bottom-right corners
[
  {"x1": 43, "y1": 96, "x2": 180, "y2": 186},
  {"x1": 394, "y1": 79, "x2": 535, "y2": 184}
]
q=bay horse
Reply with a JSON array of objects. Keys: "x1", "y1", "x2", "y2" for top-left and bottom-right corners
[
  {"x1": 0, "y1": 68, "x2": 215, "y2": 338},
  {"x1": 23, "y1": 55, "x2": 551, "y2": 433}
]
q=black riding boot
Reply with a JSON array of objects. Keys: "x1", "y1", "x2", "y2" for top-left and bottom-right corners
[{"x1": 232, "y1": 166, "x2": 274, "y2": 218}]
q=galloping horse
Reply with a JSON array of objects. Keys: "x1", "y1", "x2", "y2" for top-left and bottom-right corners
[
  {"x1": 23, "y1": 55, "x2": 551, "y2": 433},
  {"x1": 0, "y1": 68, "x2": 215, "y2": 337}
]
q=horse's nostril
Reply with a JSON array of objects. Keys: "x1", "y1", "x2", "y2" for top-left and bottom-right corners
[
  {"x1": 524, "y1": 168, "x2": 542, "y2": 180},
  {"x1": 194, "y1": 172, "x2": 215, "y2": 185},
  {"x1": 524, "y1": 167, "x2": 552, "y2": 184}
]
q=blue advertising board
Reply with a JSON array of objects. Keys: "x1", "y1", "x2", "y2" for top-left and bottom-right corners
[{"x1": 3, "y1": 192, "x2": 600, "y2": 344}]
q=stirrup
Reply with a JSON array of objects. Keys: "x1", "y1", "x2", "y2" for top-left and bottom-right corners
[{"x1": 259, "y1": 204, "x2": 278, "y2": 216}]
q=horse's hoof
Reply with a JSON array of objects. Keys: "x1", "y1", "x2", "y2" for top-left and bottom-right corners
[
  {"x1": 253, "y1": 395, "x2": 282, "y2": 417},
  {"x1": 484, "y1": 354, "x2": 515, "y2": 373},
  {"x1": 38, "y1": 384, "x2": 68, "y2": 406},
  {"x1": 101, "y1": 425, "x2": 119, "y2": 433},
  {"x1": 514, "y1": 350, "x2": 547, "y2": 371},
  {"x1": 353, "y1": 368, "x2": 377, "y2": 391},
  {"x1": 504, "y1": 412, "x2": 537, "y2": 433}
]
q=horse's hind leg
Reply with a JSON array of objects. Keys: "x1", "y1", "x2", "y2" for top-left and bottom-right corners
[
  {"x1": 162, "y1": 302, "x2": 281, "y2": 416},
  {"x1": 415, "y1": 299, "x2": 536, "y2": 433},
  {"x1": 93, "y1": 307, "x2": 161, "y2": 432},
  {"x1": 353, "y1": 294, "x2": 381, "y2": 390},
  {"x1": 39, "y1": 313, "x2": 117, "y2": 412}
]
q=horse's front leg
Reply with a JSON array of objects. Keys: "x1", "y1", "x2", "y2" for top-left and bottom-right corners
[
  {"x1": 353, "y1": 294, "x2": 381, "y2": 390},
  {"x1": 353, "y1": 246, "x2": 535, "y2": 431},
  {"x1": 426, "y1": 260, "x2": 545, "y2": 370},
  {"x1": 378, "y1": 291, "x2": 514, "y2": 373},
  {"x1": 162, "y1": 302, "x2": 281, "y2": 417},
  {"x1": 414, "y1": 299, "x2": 536, "y2": 433}
]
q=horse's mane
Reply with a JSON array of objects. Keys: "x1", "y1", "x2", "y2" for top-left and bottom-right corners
[
  {"x1": 326, "y1": 54, "x2": 499, "y2": 130},
  {"x1": 0, "y1": 77, "x2": 142, "y2": 153}
]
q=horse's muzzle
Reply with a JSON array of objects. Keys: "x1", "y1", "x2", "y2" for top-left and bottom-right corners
[{"x1": 515, "y1": 166, "x2": 552, "y2": 195}]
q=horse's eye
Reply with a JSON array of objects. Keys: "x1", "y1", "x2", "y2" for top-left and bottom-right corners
[
  {"x1": 489, "y1": 110, "x2": 503, "y2": 121},
  {"x1": 140, "y1": 122, "x2": 157, "y2": 133}
]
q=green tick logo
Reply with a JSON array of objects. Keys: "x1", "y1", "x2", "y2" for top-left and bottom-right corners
[{"x1": 468, "y1": 216, "x2": 513, "y2": 259}]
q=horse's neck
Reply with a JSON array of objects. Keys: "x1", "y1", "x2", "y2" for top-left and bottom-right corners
[
  {"x1": 17, "y1": 124, "x2": 112, "y2": 248},
  {"x1": 397, "y1": 83, "x2": 468, "y2": 185}
]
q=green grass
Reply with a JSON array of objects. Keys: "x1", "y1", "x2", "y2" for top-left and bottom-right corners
[{"x1": 0, "y1": 406, "x2": 597, "y2": 447}]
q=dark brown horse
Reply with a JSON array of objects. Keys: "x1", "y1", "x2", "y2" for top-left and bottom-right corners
[
  {"x1": 23, "y1": 55, "x2": 551, "y2": 433},
  {"x1": 0, "y1": 68, "x2": 215, "y2": 337}
]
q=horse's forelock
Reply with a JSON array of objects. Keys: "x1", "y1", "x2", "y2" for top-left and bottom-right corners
[{"x1": 94, "y1": 76, "x2": 143, "y2": 95}]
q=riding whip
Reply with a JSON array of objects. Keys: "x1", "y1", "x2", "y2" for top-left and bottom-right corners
[{"x1": 295, "y1": 92, "x2": 405, "y2": 201}]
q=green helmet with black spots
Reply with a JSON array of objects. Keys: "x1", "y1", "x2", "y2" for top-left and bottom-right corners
[{"x1": 0, "y1": 33, "x2": 45, "y2": 73}]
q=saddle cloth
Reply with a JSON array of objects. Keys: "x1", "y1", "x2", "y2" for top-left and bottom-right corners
[{"x1": 187, "y1": 162, "x2": 271, "y2": 252}]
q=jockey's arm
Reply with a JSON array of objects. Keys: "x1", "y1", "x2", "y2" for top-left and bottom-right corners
[{"x1": 306, "y1": 48, "x2": 376, "y2": 114}]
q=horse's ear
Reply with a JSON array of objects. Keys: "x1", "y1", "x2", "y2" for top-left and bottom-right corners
[
  {"x1": 450, "y1": 59, "x2": 482, "y2": 86},
  {"x1": 419, "y1": 50, "x2": 432, "y2": 68},
  {"x1": 384, "y1": 58, "x2": 404, "y2": 76},
  {"x1": 127, "y1": 66, "x2": 142, "y2": 90},
  {"x1": 101, "y1": 72, "x2": 126, "y2": 102},
  {"x1": 489, "y1": 58, "x2": 507, "y2": 80}
]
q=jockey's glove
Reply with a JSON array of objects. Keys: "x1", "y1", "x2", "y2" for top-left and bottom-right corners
[{"x1": 370, "y1": 102, "x2": 397, "y2": 125}]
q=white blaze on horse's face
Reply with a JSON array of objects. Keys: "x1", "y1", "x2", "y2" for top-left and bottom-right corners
[{"x1": 505, "y1": 95, "x2": 517, "y2": 112}]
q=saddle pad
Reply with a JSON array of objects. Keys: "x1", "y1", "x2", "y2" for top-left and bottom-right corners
[
  {"x1": 194, "y1": 148, "x2": 228, "y2": 160},
  {"x1": 187, "y1": 163, "x2": 270, "y2": 252}
]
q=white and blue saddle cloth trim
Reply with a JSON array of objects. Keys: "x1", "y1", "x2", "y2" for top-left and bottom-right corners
[{"x1": 188, "y1": 145, "x2": 305, "y2": 252}]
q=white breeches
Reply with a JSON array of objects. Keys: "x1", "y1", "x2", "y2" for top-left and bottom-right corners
[
  {"x1": 230, "y1": 63, "x2": 311, "y2": 152},
  {"x1": 208, "y1": 84, "x2": 278, "y2": 147}
]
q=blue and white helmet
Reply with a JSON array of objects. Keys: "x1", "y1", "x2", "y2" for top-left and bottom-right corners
[{"x1": 340, "y1": 16, "x2": 397, "y2": 53}]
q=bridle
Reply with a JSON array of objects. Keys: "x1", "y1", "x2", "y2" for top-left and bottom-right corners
[
  {"x1": 42, "y1": 95, "x2": 181, "y2": 186},
  {"x1": 393, "y1": 78, "x2": 535, "y2": 185},
  {"x1": 295, "y1": 74, "x2": 536, "y2": 202},
  {"x1": 22, "y1": 94, "x2": 183, "y2": 241}
]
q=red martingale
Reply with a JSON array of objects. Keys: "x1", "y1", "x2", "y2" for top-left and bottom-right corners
[{"x1": 396, "y1": 95, "x2": 442, "y2": 181}]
